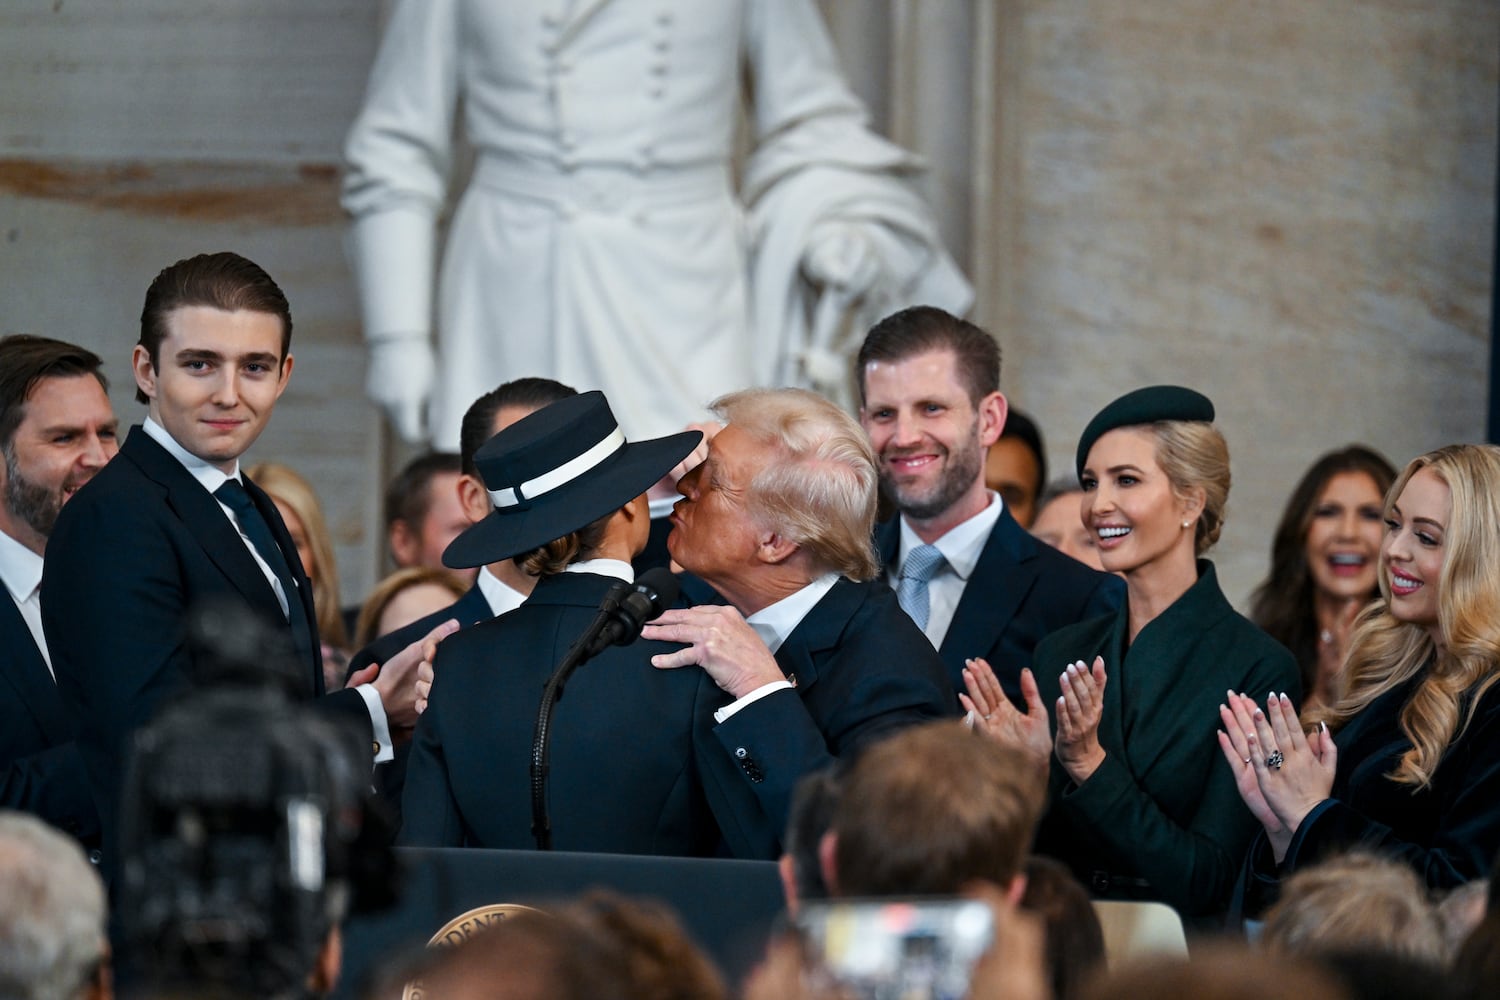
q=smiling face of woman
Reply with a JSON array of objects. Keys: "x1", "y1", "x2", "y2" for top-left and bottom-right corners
[
  {"x1": 1080, "y1": 427, "x2": 1199, "y2": 579},
  {"x1": 1305, "y1": 470, "x2": 1386, "y2": 603},
  {"x1": 1381, "y1": 467, "x2": 1451, "y2": 645}
]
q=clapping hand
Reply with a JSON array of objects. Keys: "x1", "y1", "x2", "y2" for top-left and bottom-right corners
[
  {"x1": 1054, "y1": 657, "x2": 1108, "y2": 784},
  {"x1": 1219, "y1": 690, "x2": 1336, "y2": 862},
  {"x1": 961, "y1": 659, "x2": 1051, "y2": 772}
]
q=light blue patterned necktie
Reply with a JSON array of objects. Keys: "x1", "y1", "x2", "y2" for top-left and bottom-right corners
[{"x1": 897, "y1": 543, "x2": 946, "y2": 631}]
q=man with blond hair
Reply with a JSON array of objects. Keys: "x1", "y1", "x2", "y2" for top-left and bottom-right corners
[{"x1": 645, "y1": 387, "x2": 955, "y2": 858}]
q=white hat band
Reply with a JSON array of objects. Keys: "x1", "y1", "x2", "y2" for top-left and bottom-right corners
[{"x1": 488, "y1": 427, "x2": 626, "y2": 509}]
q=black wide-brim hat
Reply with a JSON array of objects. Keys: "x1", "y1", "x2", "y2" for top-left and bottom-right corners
[
  {"x1": 1075, "y1": 384, "x2": 1215, "y2": 478},
  {"x1": 442, "y1": 391, "x2": 702, "y2": 569}
]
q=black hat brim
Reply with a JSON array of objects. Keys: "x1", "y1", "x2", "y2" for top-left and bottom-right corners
[{"x1": 442, "y1": 429, "x2": 701, "y2": 569}]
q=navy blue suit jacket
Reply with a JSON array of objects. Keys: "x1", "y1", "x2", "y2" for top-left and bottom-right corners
[
  {"x1": 41, "y1": 428, "x2": 369, "y2": 864},
  {"x1": 401, "y1": 571, "x2": 719, "y2": 855},
  {"x1": 875, "y1": 506, "x2": 1123, "y2": 704},
  {"x1": 0, "y1": 589, "x2": 98, "y2": 844},
  {"x1": 696, "y1": 578, "x2": 957, "y2": 859}
]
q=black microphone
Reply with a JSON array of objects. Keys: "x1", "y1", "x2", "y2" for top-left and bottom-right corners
[{"x1": 585, "y1": 567, "x2": 680, "y2": 656}]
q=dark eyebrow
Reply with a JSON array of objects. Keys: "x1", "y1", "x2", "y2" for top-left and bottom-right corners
[
  {"x1": 1413, "y1": 516, "x2": 1446, "y2": 532},
  {"x1": 174, "y1": 349, "x2": 224, "y2": 364},
  {"x1": 37, "y1": 417, "x2": 119, "y2": 437}
]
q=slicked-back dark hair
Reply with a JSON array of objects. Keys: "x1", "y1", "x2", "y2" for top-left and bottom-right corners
[
  {"x1": 137, "y1": 252, "x2": 292, "y2": 404},
  {"x1": 458, "y1": 377, "x2": 578, "y2": 476},
  {"x1": 0, "y1": 335, "x2": 109, "y2": 452},
  {"x1": 856, "y1": 306, "x2": 1000, "y2": 406}
]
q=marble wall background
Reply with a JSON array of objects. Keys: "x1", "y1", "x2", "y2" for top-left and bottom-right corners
[{"x1": 1, "y1": 0, "x2": 1495, "y2": 610}]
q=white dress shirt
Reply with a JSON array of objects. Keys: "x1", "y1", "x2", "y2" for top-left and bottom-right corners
[
  {"x1": 141, "y1": 418, "x2": 393, "y2": 761},
  {"x1": 891, "y1": 492, "x2": 1004, "y2": 649},
  {"x1": 713, "y1": 572, "x2": 839, "y2": 723},
  {"x1": 476, "y1": 565, "x2": 530, "y2": 618},
  {"x1": 0, "y1": 527, "x2": 51, "y2": 676}
]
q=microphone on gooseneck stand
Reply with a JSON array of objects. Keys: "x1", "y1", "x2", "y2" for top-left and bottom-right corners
[{"x1": 529, "y1": 567, "x2": 682, "y2": 849}]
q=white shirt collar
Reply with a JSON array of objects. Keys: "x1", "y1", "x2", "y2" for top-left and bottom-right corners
[
  {"x1": 141, "y1": 416, "x2": 239, "y2": 492},
  {"x1": 476, "y1": 566, "x2": 529, "y2": 618},
  {"x1": 0, "y1": 527, "x2": 44, "y2": 605},
  {"x1": 745, "y1": 572, "x2": 839, "y2": 654},
  {"x1": 898, "y1": 492, "x2": 1002, "y2": 582},
  {"x1": 565, "y1": 558, "x2": 634, "y2": 583}
]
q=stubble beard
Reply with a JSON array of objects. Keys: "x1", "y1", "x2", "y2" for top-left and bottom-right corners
[
  {"x1": 881, "y1": 432, "x2": 984, "y2": 522},
  {"x1": 3, "y1": 448, "x2": 63, "y2": 540}
]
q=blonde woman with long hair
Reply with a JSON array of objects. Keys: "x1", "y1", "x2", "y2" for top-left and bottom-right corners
[{"x1": 1222, "y1": 443, "x2": 1500, "y2": 911}]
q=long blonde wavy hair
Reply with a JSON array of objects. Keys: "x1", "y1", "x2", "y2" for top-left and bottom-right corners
[{"x1": 1306, "y1": 444, "x2": 1500, "y2": 788}]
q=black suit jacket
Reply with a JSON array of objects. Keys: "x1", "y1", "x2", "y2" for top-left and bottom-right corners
[
  {"x1": 401, "y1": 571, "x2": 719, "y2": 855},
  {"x1": 0, "y1": 590, "x2": 98, "y2": 844},
  {"x1": 41, "y1": 427, "x2": 370, "y2": 864},
  {"x1": 696, "y1": 578, "x2": 957, "y2": 859},
  {"x1": 875, "y1": 506, "x2": 1123, "y2": 702}
]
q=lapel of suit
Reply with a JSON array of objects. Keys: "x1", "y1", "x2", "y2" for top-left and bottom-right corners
[
  {"x1": 1115, "y1": 563, "x2": 1235, "y2": 775},
  {"x1": 938, "y1": 507, "x2": 1038, "y2": 672},
  {"x1": 0, "y1": 594, "x2": 72, "y2": 744},
  {"x1": 122, "y1": 430, "x2": 286, "y2": 625},
  {"x1": 242, "y1": 472, "x2": 323, "y2": 685},
  {"x1": 773, "y1": 578, "x2": 862, "y2": 696}
]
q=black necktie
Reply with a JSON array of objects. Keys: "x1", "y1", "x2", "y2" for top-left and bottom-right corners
[{"x1": 214, "y1": 479, "x2": 316, "y2": 670}]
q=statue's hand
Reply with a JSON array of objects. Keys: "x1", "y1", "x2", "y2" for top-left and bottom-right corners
[
  {"x1": 801, "y1": 221, "x2": 882, "y2": 298},
  {"x1": 366, "y1": 330, "x2": 435, "y2": 444}
]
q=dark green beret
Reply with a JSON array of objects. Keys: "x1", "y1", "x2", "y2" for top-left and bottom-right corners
[{"x1": 1075, "y1": 385, "x2": 1215, "y2": 477}]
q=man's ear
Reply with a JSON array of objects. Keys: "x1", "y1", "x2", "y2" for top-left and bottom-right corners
[
  {"x1": 755, "y1": 529, "x2": 800, "y2": 566},
  {"x1": 131, "y1": 344, "x2": 157, "y2": 402},
  {"x1": 389, "y1": 520, "x2": 419, "y2": 567},
  {"x1": 777, "y1": 853, "x2": 801, "y2": 917},
  {"x1": 457, "y1": 473, "x2": 490, "y2": 525},
  {"x1": 978, "y1": 390, "x2": 1008, "y2": 448},
  {"x1": 818, "y1": 830, "x2": 840, "y2": 898},
  {"x1": 272, "y1": 353, "x2": 295, "y2": 400}
]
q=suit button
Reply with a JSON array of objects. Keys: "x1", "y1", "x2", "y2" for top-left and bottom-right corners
[
  {"x1": 88, "y1": 849, "x2": 103, "y2": 866},
  {"x1": 734, "y1": 747, "x2": 747, "y2": 758}
]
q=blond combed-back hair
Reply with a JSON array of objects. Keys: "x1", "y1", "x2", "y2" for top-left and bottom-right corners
[
  {"x1": 1150, "y1": 419, "x2": 1231, "y2": 555},
  {"x1": 1306, "y1": 444, "x2": 1500, "y2": 788},
  {"x1": 711, "y1": 388, "x2": 880, "y2": 581}
]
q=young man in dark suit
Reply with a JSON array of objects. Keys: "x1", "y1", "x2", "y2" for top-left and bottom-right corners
[
  {"x1": 41, "y1": 252, "x2": 426, "y2": 868},
  {"x1": 0, "y1": 335, "x2": 117, "y2": 850},
  {"x1": 856, "y1": 306, "x2": 1123, "y2": 707},
  {"x1": 643, "y1": 387, "x2": 956, "y2": 859}
]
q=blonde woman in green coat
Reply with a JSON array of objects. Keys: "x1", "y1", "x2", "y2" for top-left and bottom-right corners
[{"x1": 962, "y1": 386, "x2": 1299, "y2": 922}]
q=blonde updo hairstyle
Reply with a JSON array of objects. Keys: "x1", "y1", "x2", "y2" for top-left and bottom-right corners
[
  {"x1": 1308, "y1": 443, "x2": 1500, "y2": 788},
  {"x1": 1147, "y1": 420, "x2": 1231, "y2": 556}
]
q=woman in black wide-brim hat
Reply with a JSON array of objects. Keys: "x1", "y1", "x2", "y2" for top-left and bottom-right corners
[
  {"x1": 963, "y1": 386, "x2": 1300, "y2": 923},
  {"x1": 399, "y1": 391, "x2": 721, "y2": 854}
]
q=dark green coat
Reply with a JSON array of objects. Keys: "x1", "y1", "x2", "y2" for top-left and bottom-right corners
[{"x1": 1031, "y1": 561, "x2": 1299, "y2": 920}]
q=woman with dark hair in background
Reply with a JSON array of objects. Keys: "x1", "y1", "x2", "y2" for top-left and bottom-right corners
[{"x1": 1251, "y1": 446, "x2": 1397, "y2": 712}]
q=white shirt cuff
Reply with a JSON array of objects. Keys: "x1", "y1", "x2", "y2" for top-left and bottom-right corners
[
  {"x1": 713, "y1": 680, "x2": 795, "y2": 724},
  {"x1": 354, "y1": 683, "x2": 395, "y2": 763}
]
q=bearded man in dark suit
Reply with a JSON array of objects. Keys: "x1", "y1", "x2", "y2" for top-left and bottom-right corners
[
  {"x1": 857, "y1": 306, "x2": 1122, "y2": 709},
  {"x1": 0, "y1": 335, "x2": 118, "y2": 850}
]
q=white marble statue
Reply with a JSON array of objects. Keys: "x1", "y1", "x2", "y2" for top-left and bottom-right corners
[{"x1": 343, "y1": 0, "x2": 971, "y2": 445}]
